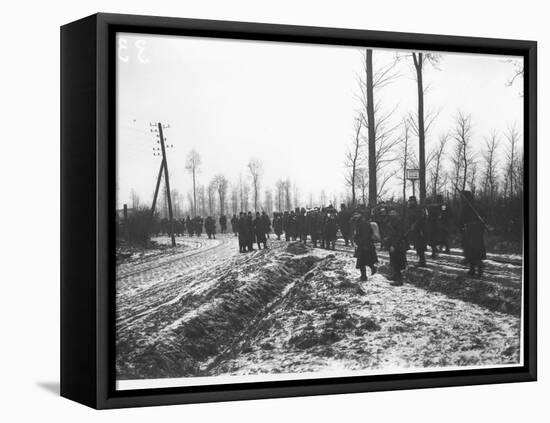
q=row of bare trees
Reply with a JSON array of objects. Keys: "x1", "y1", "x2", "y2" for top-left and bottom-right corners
[{"x1": 345, "y1": 49, "x2": 523, "y2": 208}]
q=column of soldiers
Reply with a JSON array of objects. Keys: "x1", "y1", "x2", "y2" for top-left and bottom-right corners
[{"x1": 258, "y1": 191, "x2": 486, "y2": 284}]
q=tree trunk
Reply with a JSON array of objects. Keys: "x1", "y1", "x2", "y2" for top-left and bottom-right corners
[
  {"x1": 366, "y1": 49, "x2": 377, "y2": 207},
  {"x1": 192, "y1": 169, "x2": 196, "y2": 217},
  {"x1": 414, "y1": 53, "x2": 426, "y2": 203}
]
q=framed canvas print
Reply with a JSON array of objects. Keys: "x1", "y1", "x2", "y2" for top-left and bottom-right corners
[{"x1": 60, "y1": 13, "x2": 537, "y2": 409}]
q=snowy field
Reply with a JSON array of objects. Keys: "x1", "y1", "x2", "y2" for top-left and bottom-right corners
[{"x1": 116, "y1": 234, "x2": 522, "y2": 389}]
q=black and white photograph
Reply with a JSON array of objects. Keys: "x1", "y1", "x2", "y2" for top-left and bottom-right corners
[{"x1": 115, "y1": 32, "x2": 525, "y2": 390}]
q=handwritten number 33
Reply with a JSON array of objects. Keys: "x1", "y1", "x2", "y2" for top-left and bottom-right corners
[{"x1": 118, "y1": 38, "x2": 149, "y2": 64}]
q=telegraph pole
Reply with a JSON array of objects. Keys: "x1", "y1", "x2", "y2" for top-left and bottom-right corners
[
  {"x1": 150, "y1": 158, "x2": 165, "y2": 218},
  {"x1": 158, "y1": 123, "x2": 176, "y2": 247}
]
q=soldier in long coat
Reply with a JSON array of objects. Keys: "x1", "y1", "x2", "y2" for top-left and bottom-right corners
[
  {"x1": 261, "y1": 211, "x2": 271, "y2": 239},
  {"x1": 354, "y1": 212, "x2": 378, "y2": 281},
  {"x1": 406, "y1": 196, "x2": 427, "y2": 267},
  {"x1": 459, "y1": 190, "x2": 486, "y2": 276},
  {"x1": 230, "y1": 214, "x2": 238, "y2": 236},
  {"x1": 323, "y1": 209, "x2": 338, "y2": 250},
  {"x1": 237, "y1": 212, "x2": 247, "y2": 252},
  {"x1": 219, "y1": 215, "x2": 227, "y2": 234},
  {"x1": 273, "y1": 212, "x2": 283, "y2": 240},
  {"x1": 246, "y1": 212, "x2": 255, "y2": 250},
  {"x1": 384, "y1": 209, "x2": 408, "y2": 285},
  {"x1": 205, "y1": 216, "x2": 216, "y2": 239},
  {"x1": 254, "y1": 212, "x2": 268, "y2": 249},
  {"x1": 282, "y1": 211, "x2": 290, "y2": 241},
  {"x1": 297, "y1": 208, "x2": 308, "y2": 244},
  {"x1": 186, "y1": 216, "x2": 194, "y2": 237},
  {"x1": 337, "y1": 203, "x2": 352, "y2": 246}
]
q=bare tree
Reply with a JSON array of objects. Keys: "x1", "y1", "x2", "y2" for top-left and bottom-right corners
[
  {"x1": 344, "y1": 115, "x2": 363, "y2": 206},
  {"x1": 275, "y1": 179, "x2": 285, "y2": 211},
  {"x1": 264, "y1": 189, "x2": 273, "y2": 214},
  {"x1": 284, "y1": 179, "x2": 292, "y2": 210},
  {"x1": 207, "y1": 180, "x2": 217, "y2": 216},
  {"x1": 185, "y1": 150, "x2": 201, "y2": 217},
  {"x1": 451, "y1": 112, "x2": 474, "y2": 195},
  {"x1": 503, "y1": 125, "x2": 521, "y2": 199},
  {"x1": 427, "y1": 133, "x2": 449, "y2": 199},
  {"x1": 243, "y1": 183, "x2": 250, "y2": 212},
  {"x1": 481, "y1": 132, "x2": 499, "y2": 200},
  {"x1": 396, "y1": 120, "x2": 417, "y2": 202},
  {"x1": 356, "y1": 167, "x2": 368, "y2": 204},
  {"x1": 197, "y1": 185, "x2": 206, "y2": 216},
  {"x1": 130, "y1": 189, "x2": 141, "y2": 209},
  {"x1": 410, "y1": 52, "x2": 441, "y2": 203},
  {"x1": 230, "y1": 184, "x2": 239, "y2": 215},
  {"x1": 292, "y1": 182, "x2": 299, "y2": 209},
  {"x1": 247, "y1": 158, "x2": 263, "y2": 212},
  {"x1": 357, "y1": 50, "x2": 401, "y2": 205},
  {"x1": 212, "y1": 174, "x2": 228, "y2": 216}
]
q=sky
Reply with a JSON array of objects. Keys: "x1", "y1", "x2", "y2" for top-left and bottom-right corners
[{"x1": 116, "y1": 33, "x2": 523, "y2": 210}]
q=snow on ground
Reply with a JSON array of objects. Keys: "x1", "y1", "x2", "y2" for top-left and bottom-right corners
[{"x1": 116, "y1": 237, "x2": 521, "y2": 382}]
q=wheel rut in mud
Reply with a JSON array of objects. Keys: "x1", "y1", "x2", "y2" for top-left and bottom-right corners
[{"x1": 116, "y1": 242, "x2": 322, "y2": 379}]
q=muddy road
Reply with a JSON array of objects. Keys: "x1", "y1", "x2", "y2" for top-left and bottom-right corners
[{"x1": 116, "y1": 236, "x2": 522, "y2": 382}]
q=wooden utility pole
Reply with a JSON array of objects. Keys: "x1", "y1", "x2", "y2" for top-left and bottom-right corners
[
  {"x1": 158, "y1": 123, "x2": 176, "y2": 247},
  {"x1": 150, "y1": 158, "x2": 165, "y2": 218}
]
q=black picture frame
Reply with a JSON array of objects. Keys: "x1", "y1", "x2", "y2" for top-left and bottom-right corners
[{"x1": 60, "y1": 12, "x2": 537, "y2": 409}]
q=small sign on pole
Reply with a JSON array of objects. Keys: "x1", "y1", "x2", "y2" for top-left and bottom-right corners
[
  {"x1": 406, "y1": 169, "x2": 420, "y2": 197},
  {"x1": 406, "y1": 168, "x2": 420, "y2": 180}
]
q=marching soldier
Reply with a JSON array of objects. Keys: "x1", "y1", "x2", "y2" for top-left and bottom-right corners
[
  {"x1": 186, "y1": 215, "x2": 194, "y2": 237},
  {"x1": 459, "y1": 191, "x2": 486, "y2": 277},
  {"x1": 230, "y1": 214, "x2": 239, "y2": 236},
  {"x1": 219, "y1": 214, "x2": 227, "y2": 234},
  {"x1": 384, "y1": 209, "x2": 408, "y2": 285},
  {"x1": 338, "y1": 203, "x2": 352, "y2": 246},
  {"x1": 323, "y1": 207, "x2": 338, "y2": 250},
  {"x1": 261, "y1": 211, "x2": 271, "y2": 239},
  {"x1": 246, "y1": 212, "x2": 255, "y2": 250},
  {"x1": 353, "y1": 209, "x2": 378, "y2": 281},
  {"x1": 297, "y1": 208, "x2": 308, "y2": 244},
  {"x1": 205, "y1": 216, "x2": 216, "y2": 239},
  {"x1": 282, "y1": 211, "x2": 291, "y2": 241},
  {"x1": 406, "y1": 196, "x2": 427, "y2": 267},
  {"x1": 237, "y1": 212, "x2": 247, "y2": 252},
  {"x1": 254, "y1": 212, "x2": 268, "y2": 249},
  {"x1": 272, "y1": 212, "x2": 283, "y2": 240},
  {"x1": 288, "y1": 210, "x2": 297, "y2": 241}
]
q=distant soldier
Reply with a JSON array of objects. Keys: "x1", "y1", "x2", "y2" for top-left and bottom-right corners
[
  {"x1": 219, "y1": 215, "x2": 227, "y2": 234},
  {"x1": 231, "y1": 214, "x2": 238, "y2": 236},
  {"x1": 297, "y1": 208, "x2": 308, "y2": 244},
  {"x1": 272, "y1": 212, "x2": 283, "y2": 240},
  {"x1": 438, "y1": 195, "x2": 452, "y2": 253},
  {"x1": 323, "y1": 207, "x2": 338, "y2": 250},
  {"x1": 384, "y1": 209, "x2": 408, "y2": 285},
  {"x1": 186, "y1": 216, "x2": 194, "y2": 237},
  {"x1": 426, "y1": 201, "x2": 443, "y2": 258},
  {"x1": 261, "y1": 211, "x2": 271, "y2": 239},
  {"x1": 254, "y1": 212, "x2": 268, "y2": 249},
  {"x1": 194, "y1": 216, "x2": 203, "y2": 237},
  {"x1": 288, "y1": 210, "x2": 297, "y2": 241},
  {"x1": 237, "y1": 212, "x2": 247, "y2": 252},
  {"x1": 246, "y1": 212, "x2": 255, "y2": 251},
  {"x1": 282, "y1": 211, "x2": 291, "y2": 241},
  {"x1": 337, "y1": 203, "x2": 352, "y2": 246},
  {"x1": 459, "y1": 191, "x2": 486, "y2": 276},
  {"x1": 406, "y1": 196, "x2": 427, "y2": 267},
  {"x1": 354, "y1": 210, "x2": 378, "y2": 281},
  {"x1": 205, "y1": 216, "x2": 216, "y2": 239},
  {"x1": 308, "y1": 209, "x2": 323, "y2": 248}
]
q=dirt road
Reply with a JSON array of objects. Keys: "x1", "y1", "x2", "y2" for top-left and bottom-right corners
[{"x1": 116, "y1": 237, "x2": 522, "y2": 382}]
